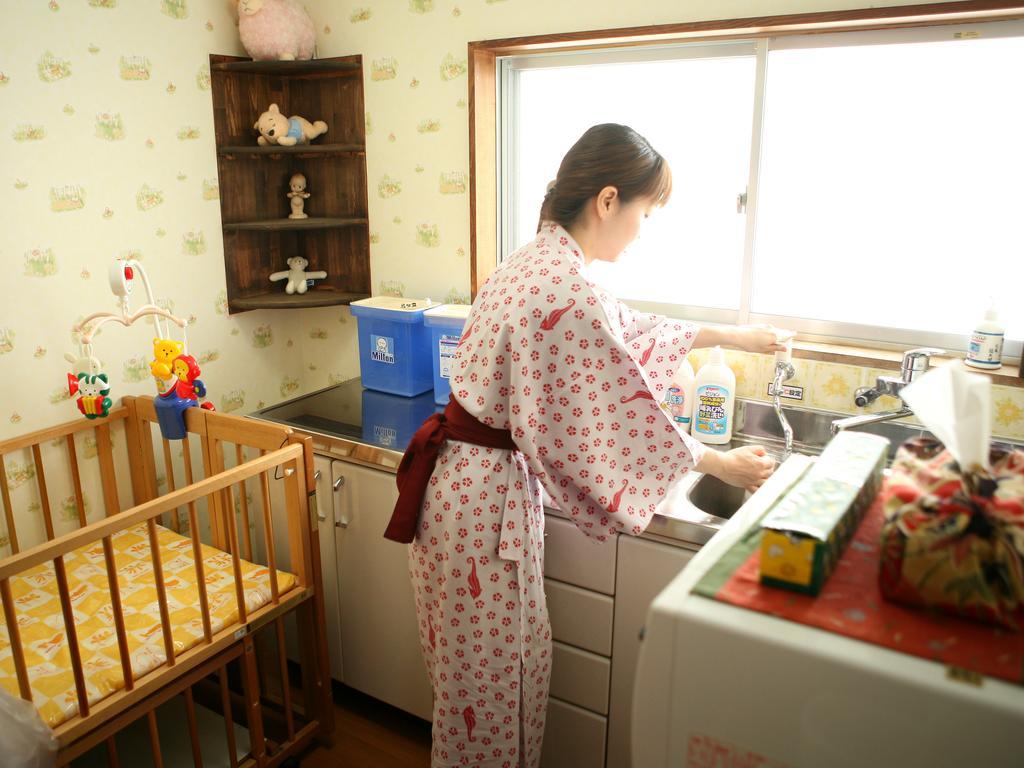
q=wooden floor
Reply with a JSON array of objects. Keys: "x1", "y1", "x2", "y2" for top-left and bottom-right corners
[{"x1": 297, "y1": 683, "x2": 431, "y2": 768}]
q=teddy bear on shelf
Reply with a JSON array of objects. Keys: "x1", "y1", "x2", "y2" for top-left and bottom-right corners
[
  {"x1": 236, "y1": 0, "x2": 316, "y2": 62},
  {"x1": 270, "y1": 256, "x2": 327, "y2": 295},
  {"x1": 287, "y1": 173, "x2": 310, "y2": 219},
  {"x1": 254, "y1": 103, "x2": 328, "y2": 147}
]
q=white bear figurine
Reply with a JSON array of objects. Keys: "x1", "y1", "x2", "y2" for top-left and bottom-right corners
[{"x1": 270, "y1": 256, "x2": 326, "y2": 295}]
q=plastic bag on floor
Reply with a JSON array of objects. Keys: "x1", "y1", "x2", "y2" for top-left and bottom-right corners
[{"x1": 0, "y1": 688, "x2": 58, "y2": 768}]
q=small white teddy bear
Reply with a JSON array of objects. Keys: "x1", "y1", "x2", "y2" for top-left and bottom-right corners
[{"x1": 270, "y1": 256, "x2": 327, "y2": 295}]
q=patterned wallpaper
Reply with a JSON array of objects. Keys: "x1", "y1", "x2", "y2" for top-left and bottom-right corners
[
  {"x1": 0, "y1": 1, "x2": 315, "y2": 443},
  {"x1": 2, "y1": 0, "x2": 1022, "y2": 450}
]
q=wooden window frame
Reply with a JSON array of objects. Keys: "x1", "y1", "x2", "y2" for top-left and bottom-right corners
[{"x1": 468, "y1": 0, "x2": 1024, "y2": 298}]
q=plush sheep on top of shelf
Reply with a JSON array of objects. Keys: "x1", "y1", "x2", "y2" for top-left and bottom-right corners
[{"x1": 237, "y1": 0, "x2": 316, "y2": 62}]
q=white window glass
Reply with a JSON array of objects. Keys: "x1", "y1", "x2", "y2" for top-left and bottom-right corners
[
  {"x1": 754, "y1": 34, "x2": 1024, "y2": 339},
  {"x1": 513, "y1": 53, "x2": 755, "y2": 311}
]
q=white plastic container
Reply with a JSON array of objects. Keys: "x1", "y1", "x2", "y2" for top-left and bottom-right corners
[
  {"x1": 692, "y1": 346, "x2": 735, "y2": 444},
  {"x1": 965, "y1": 303, "x2": 1004, "y2": 370},
  {"x1": 663, "y1": 359, "x2": 696, "y2": 433},
  {"x1": 423, "y1": 303, "x2": 473, "y2": 405}
]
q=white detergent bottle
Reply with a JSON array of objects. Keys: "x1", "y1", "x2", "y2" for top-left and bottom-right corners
[
  {"x1": 693, "y1": 346, "x2": 736, "y2": 444},
  {"x1": 965, "y1": 300, "x2": 1004, "y2": 370},
  {"x1": 664, "y1": 358, "x2": 696, "y2": 433}
]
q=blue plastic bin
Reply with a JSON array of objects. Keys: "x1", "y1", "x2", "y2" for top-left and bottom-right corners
[
  {"x1": 423, "y1": 304, "x2": 473, "y2": 405},
  {"x1": 361, "y1": 388, "x2": 439, "y2": 450},
  {"x1": 350, "y1": 296, "x2": 437, "y2": 396}
]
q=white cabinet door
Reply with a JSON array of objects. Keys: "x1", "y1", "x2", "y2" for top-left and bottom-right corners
[
  {"x1": 607, "y1": 536, "x2": 694, "y2": 768},
  {"x1": 550, "y1": 641, "x2": 611, "y2": 716},
  {"x1": 541, "y1": 697, "x2": 607, "y2": 768},
  {"x1": 313, "y1": 455, "x2": 344, "y2": 681},
  {"x1": 545, "y1": 578, "x2": 614, "y2": 657},
  {"x1": 332, "y1": 461, "x2": 433, "y2": 721},
  {"x1": 543, "y1": 515, "x2": 617, "y2": 595}
]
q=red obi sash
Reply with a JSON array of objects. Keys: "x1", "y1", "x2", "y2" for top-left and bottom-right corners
[{"x1": 384, "y1": 396, "x2": 517, "y2": 543}]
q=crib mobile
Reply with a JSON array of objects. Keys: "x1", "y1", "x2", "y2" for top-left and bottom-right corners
[{"x1": 66, "y1": 258, "x2": 214, "y2": 440}]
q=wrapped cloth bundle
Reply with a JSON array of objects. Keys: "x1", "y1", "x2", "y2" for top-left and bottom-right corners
[{"x1": 879, "y1": 436, "x2": 1024, "y2": 631}]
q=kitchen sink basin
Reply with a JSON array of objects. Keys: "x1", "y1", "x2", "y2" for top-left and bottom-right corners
[
  {"x1": 648, "y1": 400, "x2": 1024, "y2": 546},
  {"x1": 735, "y1": 399, "x2": 1023, "y2": 465},
  {"x1": 685, "y1": 472, "x2": 749, "y2": 520}
]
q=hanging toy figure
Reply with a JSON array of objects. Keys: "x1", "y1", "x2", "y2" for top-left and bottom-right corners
[
  {"x1": 67, "y1": 258, "x2": 203, "y2": 427},
  {"x1": 67, "y1": 372, "x2": 113, "y2": 419},
  {"x1": 150, "y1": 338, "x2": 184, "y2": 393},
  {"x1": 153, "y1": 353, "x2": 215, "y2": 440},
  {"x1": 170, "y1": 354, "x2": 214, "y2": 408}
]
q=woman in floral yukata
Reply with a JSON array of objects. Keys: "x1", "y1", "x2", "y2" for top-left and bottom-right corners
[{"x1": 385, "y1": 124, "x2": 786, "y2": 768}]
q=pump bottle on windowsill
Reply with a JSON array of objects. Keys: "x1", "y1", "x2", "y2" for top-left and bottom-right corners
[{"x1": 965, "y1": 301, "x2": 1004, "y2": 371}]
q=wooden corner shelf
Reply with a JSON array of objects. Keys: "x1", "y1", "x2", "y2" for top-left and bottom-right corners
[
  {"x1": 210, "y1": 53, "x2": 370, "y2": 315},
  {"x1": 210, "y1": 59, "x2": 361, "y2": 75},
  {"x1": 229, "y1": 291, "x2": 370, "y2": 311},
  {"x1": 222, "y1": 217, "x2": 369, "y2": 232},
  {"x1": 217, "y1": 144, "x2": 365, "y2": 159}
]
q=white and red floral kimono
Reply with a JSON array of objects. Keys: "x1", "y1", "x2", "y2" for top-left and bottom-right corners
[{"x1": 408, "y1": 223, "x2": 707, "y2": 767}]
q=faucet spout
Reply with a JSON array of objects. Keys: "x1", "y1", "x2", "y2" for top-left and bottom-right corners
[
  {"x1": 772, "y1": 361, "x2": 796, "y2": 458},
  {"x1": 830, "y1": 407, "x2": 913, "y2": 436},
  {"x1": 830, "y1": 348, "x2": 940, "y2": 437}
]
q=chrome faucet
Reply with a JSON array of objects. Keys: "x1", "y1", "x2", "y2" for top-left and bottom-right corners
[
  {"x1": 772, "y1": 358, "x2": 796, "y2": 458},
  {"x1": 830, "y1": 347, "x2": 943, "y2": 435}
]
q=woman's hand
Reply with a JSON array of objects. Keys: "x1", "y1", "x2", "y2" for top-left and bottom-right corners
[
  {"x1": 729, "y1": 324, "x2": 791, "y2": 354},
  {"x1": 693, "y1": 324, "x2": 794, "y2": 354},
  {"x1": 696, "y1": 445, "x2": 776, "y2": 493}
]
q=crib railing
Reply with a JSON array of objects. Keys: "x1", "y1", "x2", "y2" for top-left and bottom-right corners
[
  {"x1": 0, "y1": 405, "x2": 132, "y2": 556},
  {"x1": 0, "y1": 397, "x2": 330, "y2": 761}
]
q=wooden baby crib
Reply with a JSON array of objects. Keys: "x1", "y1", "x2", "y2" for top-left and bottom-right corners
[{"x1": 0, "y1": 396, "x2": 333, "y2": 766}]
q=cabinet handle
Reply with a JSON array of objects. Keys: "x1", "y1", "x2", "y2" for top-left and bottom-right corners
[
  {"x1": 334, "y1": 475, "x2": 348, "y2": 527},
  {"x1": 313, "y1": 470, "x2": 327, "y2": 522}
]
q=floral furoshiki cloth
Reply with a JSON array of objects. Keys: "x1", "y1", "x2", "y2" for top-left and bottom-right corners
[{"x1": 879, "y1": 437, "x2": 1024, "y2": 631}]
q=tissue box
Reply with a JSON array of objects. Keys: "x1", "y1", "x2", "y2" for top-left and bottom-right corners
[
  {"x1": 878, "y1": 437, "x2": 1024, "y2": 631},
  {"x1": 759, "y1": 430, "x2": 889, "y2": 595}
]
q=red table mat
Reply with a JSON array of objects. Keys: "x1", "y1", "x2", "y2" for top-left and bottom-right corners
[{"x1": 698, "y1": 495, "x2": 1024, "y2": 685}]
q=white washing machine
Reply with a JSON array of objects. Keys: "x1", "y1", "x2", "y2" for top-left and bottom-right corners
[{"x1": 632, "y1": 454, "x2": 1024, "y2": 768}]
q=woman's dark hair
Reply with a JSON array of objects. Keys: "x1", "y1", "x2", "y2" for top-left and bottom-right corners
[{"x1": 537, "y1": 123, "x2": 672, "y2": 233}]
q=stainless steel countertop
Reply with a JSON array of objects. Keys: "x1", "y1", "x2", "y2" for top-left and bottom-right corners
[
  {"x1": 545, "y1": 436, "x2": 801, "y2": 549},
  {"x1": 250, "y1": 382, "x2": 1022, "y2": 550},
  {"x1": 247, "y1": 383, "x2": 782, "y2": 548},
  {"x1": 248, "y1": 380, "x2": 413, "y2": 473}
]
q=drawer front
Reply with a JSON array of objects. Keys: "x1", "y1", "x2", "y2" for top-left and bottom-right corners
[
  {"x1": 544, "y1": 515, "x2": 617, "y2": 595},
  {"x1": 545, "y1": 578, "x2": 613, "y2": 656},
  {"x1": 550, "y1": 642, "x2": 611, "y2": 716},
  {"x1": 541, "y1": 697, "x2": 607, "y2": 768}
]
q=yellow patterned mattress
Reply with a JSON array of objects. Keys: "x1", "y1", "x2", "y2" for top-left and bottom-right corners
[{"x1": 0, "y1": 523, "x2": 295, "y2": 728}]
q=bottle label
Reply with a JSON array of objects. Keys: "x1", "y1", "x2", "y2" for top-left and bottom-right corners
[
  {"x1": 665, "y1": 385, "x2": 690, "y2": 425},
  {"x1": 966, "y1": 330, "x2": 1004, "y2": 367},
  {"x1": 438, "y1": 334, "x2": 459, "y2": 379},
  {"x1": 695, "y1": 384, "x2": 730, "y2": 436}
]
